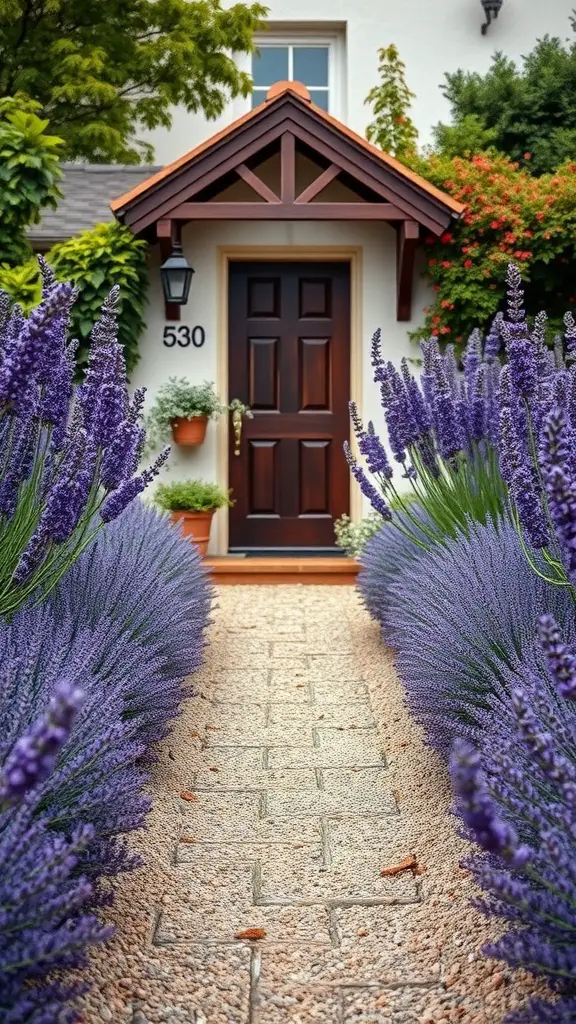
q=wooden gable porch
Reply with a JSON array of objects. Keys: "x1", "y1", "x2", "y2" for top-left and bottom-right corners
[{"x1": 111, "y1": 81, "x2": 464, "y2": 322}]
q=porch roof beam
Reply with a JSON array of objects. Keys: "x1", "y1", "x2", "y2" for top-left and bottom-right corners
[
  {"x1": 169, "y1": 201, "x2": 407, "y2": 221},
  {"x1": 396, "y1": 219, "x2": 420, "y2": 322}
]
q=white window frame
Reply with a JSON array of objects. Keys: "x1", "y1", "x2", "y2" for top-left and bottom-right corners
[{"x1": 251, "y1": 29, "x2": 346, "y2": 121}]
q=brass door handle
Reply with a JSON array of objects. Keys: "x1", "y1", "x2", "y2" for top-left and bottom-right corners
[{"x1": 233, "y1": 409, "x2": 243, "y2": 456}]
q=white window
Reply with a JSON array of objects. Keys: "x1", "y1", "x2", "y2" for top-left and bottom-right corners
[{"x1": 251, "y1": 32, "x2": 345, "y2": 117}]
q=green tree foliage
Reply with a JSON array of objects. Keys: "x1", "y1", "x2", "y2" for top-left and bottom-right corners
[
  {"x1": 0, "y1": 94, "x2": 62, "y2": 264},
  {"x1": 434, "y1": 30, "x2": 576, "y2": 174},
  {"x1": 0, "y1": 0, "x2": 267, "y2": 164},
  {"x1": 364, "y1": 44, "x2": 419, "y2": 160}
]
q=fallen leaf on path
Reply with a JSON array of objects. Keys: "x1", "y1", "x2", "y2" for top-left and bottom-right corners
[
  {"x1": 208, "y1": 766, "x2": 219, "y2": 772},
  {"x1": 356, "y1": 928, "x2": 370, "y2": 937},
  {"x1": 179, "y1": 791, "x2": 198, "y2": 802},
  {"x1": 414, "y1": 864, "x2": 427, "y2": 875},
  {"x1": 392, "y1": 788, "x2": 402, "y2": 805},
  {"x1": 235, "y1": 927, "x2": 266, "y2": 940},
  {"x1": 205, "y1": 725, "x2": 219, "y2": 731},
  {"x1": 380, "y1": 855, "x2": 418, "y2": 877},
  {"x1": 188, "y1": 730, "x2": 202, "y2": 740},
  {"x1": 180, "y1": 834, "x2": 196, "y2": 843}
]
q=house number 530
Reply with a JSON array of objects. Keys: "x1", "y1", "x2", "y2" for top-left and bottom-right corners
[{"x1": 163, "y1": 325, "x2": 206, "y2": 348}]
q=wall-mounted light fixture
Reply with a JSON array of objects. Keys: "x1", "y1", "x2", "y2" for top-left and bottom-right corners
[
  {"x1": 160, "y1": 241, "x2": 195, "y2": 306},
  {"x1": 480, "y1": 0, "x2": 503, "y2": 34}
]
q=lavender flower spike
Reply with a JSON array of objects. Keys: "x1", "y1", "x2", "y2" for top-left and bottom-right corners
[
  {"x1": 344, "y1": 442, "x2": 392, "y2": 520},
  {"x1": 537, "y1": 614, "x2": 576, "y2": 699},
  {"x1": 0, "y1": 680, "x2": 84, "y2": 803},
  {"x1": 539, "y1": 407, "x2": 576, "y2": 579},
  {"x1": 450, "y1": 739, "x2": 531, "y2": 868}
]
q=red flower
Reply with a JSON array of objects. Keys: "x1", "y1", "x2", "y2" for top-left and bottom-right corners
[
  {"x1": 524, "y1": 152, "x2": 532, "y2": 160},
  {"x1": 440, "y1": 260, "x2": 453, "y2": 269},
  {"x1": 464, "y1": 259, "x2": 473, "y2": 268},
  {"x1": 536, "y1": 212, "x2": 545, "y2": 221},
  {"x1": 433, "y1": 284, "x2": 440, "y2": 292},
  {"x1": 441, "y1": 299, "x2": 451, "y2": 308},
  {"x1": 490, "y1": 220, "x2": 501, "y2": 229},
  {"x1": 428, "y1": 259, "x2": 436, "y2": 267},
  {"x1": 440, "y1": 232, "x2": 453, "y2": 243},
  {"x1": 439, "y1": 326, "x2": 451, "y2": 335}
]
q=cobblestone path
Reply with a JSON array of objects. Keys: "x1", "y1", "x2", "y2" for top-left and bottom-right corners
[{"x1": 81, "y1": 586, "x2": 539, "y2": 1024}]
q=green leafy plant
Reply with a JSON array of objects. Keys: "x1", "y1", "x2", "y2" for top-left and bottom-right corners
[
  {"x1": 145, "y1": 379, "x2": 252, "y2": 453},
  {"x1": 364, "y1": 44, "x2": 419, "y2": 161},
  {"x1": 334, "y1": 513, "x2": 384, "y2": 558},
  {"x1": 0, "y1": 258, "x2": 41, "y2": 310},
  {"x1": 0, "y1": 0, "x2": 266, "y2": 164},
  {"x1": 0, "y1": 94, "x2": 63, "y2": 265},
  {"x1": 48, "y1": 222, "x2": 148, "y2": 374},
  {"x1": 0, "y1": 223, "x2": 148, "y2": 374},
  {"x1": 153, "y1": 479, "x2": 233, "y2": 513}
]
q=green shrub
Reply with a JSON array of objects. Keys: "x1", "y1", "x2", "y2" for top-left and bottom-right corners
[
  {"x1": 48, "y1": 222, "x2": 148, "y2": 374},
  {"x1": 153, "y1": 479, "x2": 233, "y2": 513}
]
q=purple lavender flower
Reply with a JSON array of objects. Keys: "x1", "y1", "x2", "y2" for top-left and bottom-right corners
[
  {"x1": 451, "y1": 739, "x2": 531, "y2": 867},
  {"x1": 537, "y1": 614, "x2": 576, "y2": 699},
  {"x1": 100, "y1": 447, "x2": 169, "y2": 523},
  {"x1": 101, "y1": 419, "x2": 146, "y2": 490},
  {"x1": 499, "y1": 401, "x2": 548, "y2": 548},
  {"x1": 463, "y1": 329, "x2": 482, "y2": 392},
  {"x1": 344, "y1": 443, "x2": 392, "y2": 519},
  {"x1": 430, "y1": 352, "x2": 464, "y2": 460},
  {"x1": 565, "y1": 311, "x2": 576, "y2": 364},
  {"x1": 0, "y1": 282, "x2": 76, "y2": 407},
  {"x1": 539, "y1": 408, "x2": 576, "y2": 578},
  {"x1": 501, "y1": 265, "x2": 538, "y2": 398},
  {"x1": 484, "y1": 314, "x2": 502, "y2": 362},
  {"x1": 0, "y1": 681, "x2": 83, "y2": 803}
]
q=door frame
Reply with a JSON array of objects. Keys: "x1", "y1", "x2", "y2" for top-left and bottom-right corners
[{"x1": 214, "y1": 244, "x2": 363, "y2": 556}]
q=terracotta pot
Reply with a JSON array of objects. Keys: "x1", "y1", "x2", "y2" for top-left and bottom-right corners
[
  {"x1": 170, "y1": 509, "x2": 215, "y2": 557},
  {"x1": 170, "y1": 415, "x2": 208, "y2": 446}
]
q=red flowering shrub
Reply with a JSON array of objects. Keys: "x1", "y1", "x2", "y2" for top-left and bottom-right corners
[{"x1": 413, "y1": 152, "x2": 576, "y2": 343}]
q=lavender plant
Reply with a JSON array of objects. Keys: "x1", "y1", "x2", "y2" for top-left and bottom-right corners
[
  {"x1": 450, "y1": 623, "x2": 576, "y2": 1020},
  {"x1": 360, "y1": 515, "x2": 575, "y2": 752},
  {"x1": 346, "y1": 322, "x2": 506, "y2": 550},
  {"x1": 495, "y1": 264, "x2": 576, "y2": 597},
  {"x1": 0, "y1": 259, "x2": 169, "y2": 619},
  {"x1": 0, "y1": 682, "x2": 113, "y2": 1024},
  {"x1": 0, "y1": 503, "x2": 210, "y2": 1018}
]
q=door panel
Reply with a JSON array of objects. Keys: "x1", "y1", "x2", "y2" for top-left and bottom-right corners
[{"x1": 228, "y1": 261, "x2": 350, "y2": 550}]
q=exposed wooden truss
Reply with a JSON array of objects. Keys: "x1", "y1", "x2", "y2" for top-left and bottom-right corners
[{"x1": 113, "y1": 94, "x2": 460, "y2": 320}]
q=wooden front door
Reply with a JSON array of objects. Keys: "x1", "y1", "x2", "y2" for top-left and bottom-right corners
[{"x1": 228, "y1": 261, "x2": 351, "y2": 552}]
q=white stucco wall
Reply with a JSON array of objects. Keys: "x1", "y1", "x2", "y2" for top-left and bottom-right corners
[
  {"x1": 135, "y1": 220, "x2": 428, "y2": 549},
  {"x1": 142, "y1": 0, "x2": 572, "y2": 165}
]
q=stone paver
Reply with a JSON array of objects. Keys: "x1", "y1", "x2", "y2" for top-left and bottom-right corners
[
  {"x1": 79, "y1": 587, "x2": 544, "y2": 1024},
  {"x1": 151, "y1": 588, "x2": 433, "y2": 1022}
]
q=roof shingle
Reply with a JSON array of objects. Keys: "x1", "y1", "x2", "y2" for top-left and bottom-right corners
[{"x1": 28, "y1": 164, "x2": 163, "y2": 244}]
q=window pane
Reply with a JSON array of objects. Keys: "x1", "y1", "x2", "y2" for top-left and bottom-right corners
[
  {"x1": 252, "y1": 47, "x2": 289, "y2": 87},
  {"x1": 251, "y1": 89, "x2": 268, "y2": 109},
  {"x1": 293, "y1": 47, "x2": 329, "y2": 87},
  {"x1": 309, "y1": 90, "x2": 329, "y2": 111}
]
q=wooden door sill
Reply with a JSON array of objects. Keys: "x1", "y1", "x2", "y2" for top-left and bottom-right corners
[{"x1": 205, "y1": 556, "x2": 360, "y2": 585}]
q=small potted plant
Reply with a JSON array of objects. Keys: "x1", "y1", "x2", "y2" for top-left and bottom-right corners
[
  {"x1": 145, "y1": 378, "x2": 225, "y2": 449},
  {"x1": 153, "y1": 479, "x2": 233, "y2": 556}
]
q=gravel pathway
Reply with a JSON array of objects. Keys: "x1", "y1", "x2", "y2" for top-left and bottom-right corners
[{"x1": 78, "y1": 586, "x2": 541, "y2": 1024}]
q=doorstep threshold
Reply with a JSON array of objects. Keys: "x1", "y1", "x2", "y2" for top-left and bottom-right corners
[{"x1": 205, "y1": 555, "x2": 360, "y2": 585}]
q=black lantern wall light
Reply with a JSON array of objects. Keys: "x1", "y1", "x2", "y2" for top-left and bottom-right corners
[
  {"x1": 480, "y1": 0, "x2": 503, "y2": 34},
  {"x1": 160, "y1": 240, "x2": 194, "y2": 306}
]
